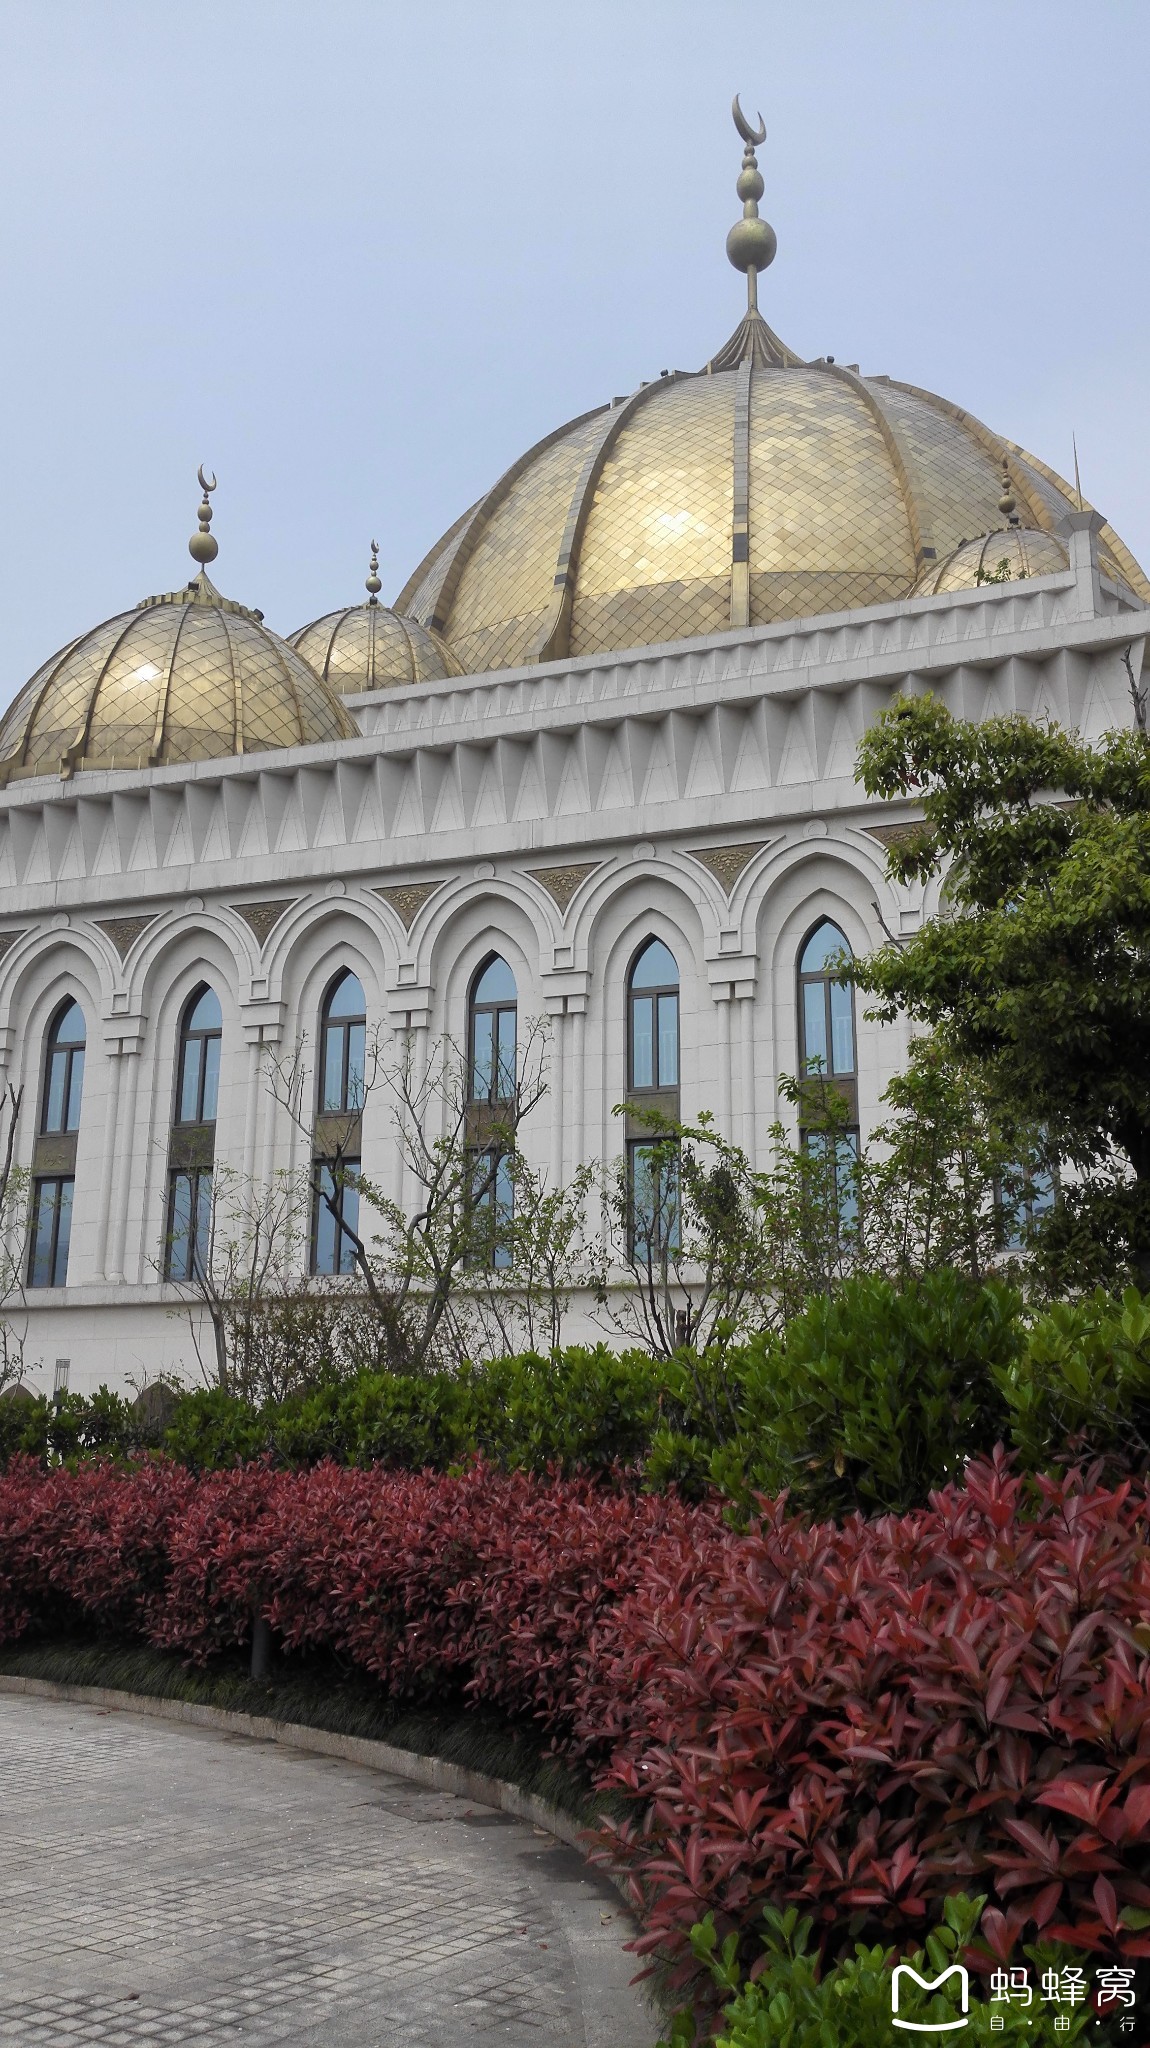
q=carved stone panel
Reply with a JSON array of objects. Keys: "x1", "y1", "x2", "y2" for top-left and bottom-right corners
[
  {"x1": 94, "y1": 915, "x2": 157, "y2": 960},
  {"x1": 374, "y1": 881, "x2": 445, "y2": 931},
  {"x1": 687, "y1": 842, "x2": 767, "y2": 895},
  {"x1": 0, "y1": 930, "x2": 28, "y2": 961},
  {"x1": 864, "y1": 821, "x2": 923, "y2": 849},
  {"x1": 233, "y1": 899, "x2": 299, "y2": 948},
  {"x1": 525, "y1": 863, "x2": 600, "y2": 912}
]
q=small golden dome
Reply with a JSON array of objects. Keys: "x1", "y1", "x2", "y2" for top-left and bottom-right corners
[
  {"x1": 0, "y1": 472, "x2": 359, "y2": 783},
  {"x1": 289, "y1": 547, "x2": 462, "y2": 692},
  {"x1": 911, "y1": 527, "x2": 1071, "y2": 596},
  {"x1": 0, "y1": 570, "x2": 358, "y2": 785}
]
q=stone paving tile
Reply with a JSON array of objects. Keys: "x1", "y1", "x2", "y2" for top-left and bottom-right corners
[{"x1": 0, "y1": 1696, "x2": 654, "y2": 2047}]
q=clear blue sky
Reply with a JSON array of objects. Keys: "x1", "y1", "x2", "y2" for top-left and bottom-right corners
[{"x1": 0, "y1": 1, "x2": 1146, "y2": 701}]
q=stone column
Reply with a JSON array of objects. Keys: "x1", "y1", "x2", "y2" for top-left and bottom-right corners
[
  {"x1": 93, "y1": 1051, "x2": 123, "y2": 1279},
  {"x1": 737, "y1": 984, "x2": 756, "y2": 1166},
  {"x1": 105, "y1": 1041, "x2": 143, "y2": 1285}
]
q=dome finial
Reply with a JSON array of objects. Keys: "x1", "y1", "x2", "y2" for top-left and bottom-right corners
[
  {"x1": 189, "y1": 465, "x2": 219, "y2": 568},
  {"x1": 998, "y1": 460, "x2": 1020, "y2": 528},
  {"x1": 727, "y1": 95, "x2": 776, "y2": 314},
  {"x1": 365, "y1": 538, "x2": 382, "y2": 606}
]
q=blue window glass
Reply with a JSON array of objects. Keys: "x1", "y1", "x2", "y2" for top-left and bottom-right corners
[
  {"x1": 319, "y1": 973, "x2": 367, "y2": 1114},
  {"x1": 176, "y1": 986, "x2": 222, "y2": 1124},
  {"x1": 799, "y1": 921, "x2": 855, "y2": 1078},
  {"x1": 628, "y1": 1142, "x2": 681, "y2": 1264},
  {"x1": 165, "y1": 1170, "x2": 213, "y2": 1282},
  {"x1": 42, "y1": 1000, "x2": 86, "y2": 1136},
  {"x1": 313, "y1": 1160, "x2": 361, "y2": 1275},
  {"x1": 469, "y1": 956, "x2": 517, "y2": 1103},
  {"x1": 28, "y1": 1176, "x2": 73, "y2": 1287},
  {"x1": 469, "y1": 1147, "x2": 515, "y2": 1267},
  {"x1": 806, "y1": 1128, "x2": 860, "y2": 1224},
  {"x1": 628, "y1": 940, "x2": 679, "y2": 1091}
]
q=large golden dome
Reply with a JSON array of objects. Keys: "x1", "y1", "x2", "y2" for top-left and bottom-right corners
[
  {"x1": 0, "y1": 481, "x2": 357, "y2": 784},
  {"x1": 396, "y1": 351, "x2": 1148, "y2": 674},
  {"x1": 396, "y1": 109, "x2": 1148, "y2": 673}
]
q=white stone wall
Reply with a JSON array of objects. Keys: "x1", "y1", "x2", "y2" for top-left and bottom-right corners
[{"x1": 0, "y1": 565, "x2": 1142, "y2": 1394}]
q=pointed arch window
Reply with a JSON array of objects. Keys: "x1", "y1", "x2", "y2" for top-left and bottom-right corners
[
  {"x1": 463, "y1": 956, "x2": 519, "y2": 1267},
  {"x1": 798, "y1": 920, "x2": 856, "y2": 1080},
  {"x1": 625, "y1": 939, "x2": 681, "y2": 1260},
  {"x1": 469, "y1": 955, "x2": 517, "y2": 1105},
  {"x1": 319, "y1": 970, "x2": 367, "y2": 1115},
  {"x1": 628, "y1": 939, "x2": 680, "y2": 1093},
  {"x1": 312, "y1": 970, "x2": 366, "y2": 1275},
  {"x1": 165, "y1": 985, "x2": 222, "y2": 1283},
  {"x1": 797, "y1": 920, "x2": 859, "y2": 1212},
  {"x1": 29, "y1": 999, "x2": 86, "y2": 1288}
]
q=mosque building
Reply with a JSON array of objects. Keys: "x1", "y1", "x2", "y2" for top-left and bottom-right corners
[{"x1": 1, "y1": 104, "x2": 1146, "y2": 1392}]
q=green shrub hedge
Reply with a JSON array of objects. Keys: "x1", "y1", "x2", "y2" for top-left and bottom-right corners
[{"x1": 5, "y1": 1270, "x2": 1150, "y2": 1504}]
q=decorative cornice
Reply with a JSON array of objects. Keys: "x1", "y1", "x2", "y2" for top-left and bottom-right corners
[
  {"x1": 94, "y1": 914, "x2": 158, "y2": 960},
  {"x1": 375, "y1": 880, "x2": 446, "y2": 931},
  {"x1": 687, "y1": 842, "x2": 768, "y2": 894},
  {"x1": 525, "y1": 862, "x2": 600, "y2": 912},
  {"x1": 233, "y1": 899, "x2": 299, "y2": 947}
]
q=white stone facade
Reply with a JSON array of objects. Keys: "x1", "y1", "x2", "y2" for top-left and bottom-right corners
[{"x1": 3, "y1": 532, "x2": 1145, "y2": 1393}]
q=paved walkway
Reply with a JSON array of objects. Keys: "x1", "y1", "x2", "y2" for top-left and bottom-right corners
[{"x1": 0, "y1": 1694, "x2": 658, "y2": 2048}]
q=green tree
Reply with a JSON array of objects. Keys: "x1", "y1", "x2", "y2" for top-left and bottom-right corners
[{"x1": 854, "y1": 689, "x2": 1150, "y2": 1283}]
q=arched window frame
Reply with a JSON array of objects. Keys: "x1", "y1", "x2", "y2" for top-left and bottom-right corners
[
  {"x1": 797, "y1": 918, "x2": 857, "y2": 1085},
  {"x1": 317, "y1": 969, "x2": 367, "y2": 1117},
  {"x1": 624, "y1": 938, "x2": 682, "y2": 1263},
  {"x1": 626, "y1": 938, "x2": 681, "y2": 1096},
  {"x1": 165, "y1": 984, "x2": 222, "y2": 1284},
  {"x1": 28, "y1": 996, "x2": 87, "y2": 1289},
  {"x1": 40, "y1": 997, "x2": 86, "y2": 1136},
  {"x1": 795, "y1": 919, "x2": 860, "y2": 1222},
  {"x1": 462, "y1": 954, "x2": 519, "y2": 1268},
  {"x1": 311, "y1": 969, "x2": 366, "y2": 1276},
  {"x1": 468, "y1": 954, "x2": 518, "y2": 1107}
]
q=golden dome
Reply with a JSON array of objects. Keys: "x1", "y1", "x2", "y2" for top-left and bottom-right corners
[
  {"x1": 289, "y1": 546, "x2": 462, "y2": 691},
  {"x1": 911, "y1": 526, "x2": 1070, "y2": 596},
  {"x1": 396, "y1": 339, "x2": 1149, "y2": 673},
  {"x1": 0, "y1": 570, "x2": 358, "y2": 785}
]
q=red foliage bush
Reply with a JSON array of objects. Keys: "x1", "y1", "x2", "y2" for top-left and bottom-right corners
[{"x1": 3, "y1": 1451, "x2": 1150, "y2": 1980}]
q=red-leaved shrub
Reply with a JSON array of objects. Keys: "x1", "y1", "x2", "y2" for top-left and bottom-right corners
[{"x1": 3, "y1": 1451, "x2": 1150, "y2": 1982}]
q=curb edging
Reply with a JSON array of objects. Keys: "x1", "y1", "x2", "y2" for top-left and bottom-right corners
[
  {"x1": 0, "y1": 1672, "x2": 625, "y2": 1885},
  {"x1": 1, "y1": 1673, "x2": 658, "y2": 2048}
]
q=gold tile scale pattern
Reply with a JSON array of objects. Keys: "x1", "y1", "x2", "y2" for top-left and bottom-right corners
[
  {"x1": 0, "y1": 595, "x2": 356, "y2": 782},
  {"x1": 289, "y1": 606, "x2": 461, "y2": 691},
  {"x1": 747, "y1": 371, "x2": 915, "y2": 624},
  {"x1": 446, "y1": 414, "x2": 607, "y2": 674},
  {"x1": 874, "y1": 386, "x2": 1006, "y2": 557},
  {"x1": 571, "y1": 379, "x2": 735, "y2": 656},
  {"x1": 392, "y1": 356, "x2": 1150, "y2": 671}
]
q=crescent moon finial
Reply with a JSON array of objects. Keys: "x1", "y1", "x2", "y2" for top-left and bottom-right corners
[
  {"x1": 189, "y1": 465, "x2": 219, "y2": 571},
  {"x1": 732, "y1": 94, "x2": 766, "y2": 147},
  {"x1": 725, "y1": 96, "x2": 775, "y2": 319},
  {"x1": 365, "y1": 538, "x2": 382, "y2": 605}
]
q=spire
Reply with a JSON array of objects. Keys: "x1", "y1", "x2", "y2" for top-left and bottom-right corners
[
  {"x1": 365, "y1": 539, "x2": 382, "y2": 606},
  {"x1": 189, "y1": 465, "x2": 219, "y2": 567},
  {"x1": 703, "y1": 97, "x2": 803, "y2": 371},
  {"x1": 726, "y1": 96, "x2": 776, "y2": 314},
  {"x1": 998, "y1": 461, "x2": 1020, "y2": 529}
]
